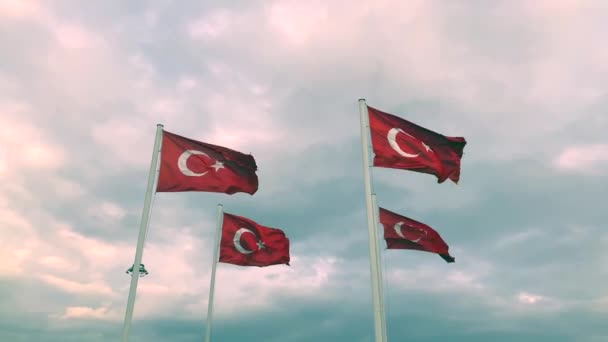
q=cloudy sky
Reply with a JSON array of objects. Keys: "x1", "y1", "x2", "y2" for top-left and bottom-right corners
[{"x1": 2, "y1": 0, "x2": 608, "y2": 341}]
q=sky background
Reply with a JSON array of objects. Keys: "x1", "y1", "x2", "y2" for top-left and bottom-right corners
[{"x1": 1, "y1": 0, "x2": 608, "y2": 341}]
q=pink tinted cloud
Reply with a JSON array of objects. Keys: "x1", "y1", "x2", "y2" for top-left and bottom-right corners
[
  {"x1": 0, "y1": 0, "x2": 43, "y2": 18},
  {"x1": 554, "y1": 144, "x2": 608, "y2": 172}
]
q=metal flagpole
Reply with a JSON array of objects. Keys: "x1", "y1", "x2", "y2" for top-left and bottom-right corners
[
  {"x1": 359, "y1": 98, "x2": 388, "y2": 342},
  {"x1": 121, "y1": 124, "x2": 164, "y2": 342},
  {"x1": 204, "y1": 204, "x2": 224, "y2": 342},
  {"x1": 372, "y1": 193, "x2": 388, "y2": 342}
]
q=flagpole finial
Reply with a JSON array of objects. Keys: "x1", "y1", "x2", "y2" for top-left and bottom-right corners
[
  {"x1": 218, "y1": 203, "x2": 223, "y2": 208},
  {"x1": 358, "y1": 98, "x2": 366, "y2": 102},
  {"x1": 156, "y1": 123, "x2": 164, "y2": 128}
]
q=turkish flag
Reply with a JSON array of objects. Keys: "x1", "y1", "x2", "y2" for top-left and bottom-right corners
[
  {"x1": 156, "y1": 130, "x2": 258, "y2": 195},
  {"x1": 367, "y1": 105, "x2": 466, "y2": 184},
  {"x1": 379, "y1": 207, "x2": 455, "y2": 263},
  {"x1": 219, "y1": 213, "x2": 290, "y2": 267}
]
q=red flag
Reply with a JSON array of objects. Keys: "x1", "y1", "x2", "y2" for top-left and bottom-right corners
[
  {"x1": 219, "y1": 213, "x2": 290, "y2": 267},
  {"x1": 379, "y1": 207, "x2": 455, "y2": 263},
  {"x1": 156, "y1": 130, "x2": 258, "y2": 195},
  {"x1": 367, "y1": 105, "x2": 466, "y2": 184}
]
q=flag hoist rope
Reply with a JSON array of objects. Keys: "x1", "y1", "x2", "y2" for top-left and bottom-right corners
[
  {"x1": 121, "y1": 124, "x2": 164, "y2": 342},
  {"x1": 359, "y1": 99, "x2": 388, "y2": 342},
  {"x1": 204, "y1": 204, "x2": 224, "y2": 342}
]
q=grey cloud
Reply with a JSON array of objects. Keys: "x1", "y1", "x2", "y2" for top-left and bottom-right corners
[{"x1": 2, "y1": 0, "x2": 608, "y2": 341}]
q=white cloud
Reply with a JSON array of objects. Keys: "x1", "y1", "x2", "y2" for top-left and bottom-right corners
[
  {"x1": 91, "y1": 117, "x2": 157, "y2": 168},
  {"x1": 494, "y1": 229, "x2": 544, "y2": 250},
  {"x1": 176, "y1": 76, "x2": 198, "y2": 91},
  {"x1": 0, "y1": 202, "x2": 126, "y2": 293},
  {"x1": 388, "y1": 259, "x2": 490, "y2": 294},
  {"x1": 384, "y1": 254, "x2": 563, "y2": 316},
  {"x1": 55, "y1": 305, "x2": 121, "y2": 321},
  {"x1": 56, "y1": 228, "x2": 130, "y2": 274},
  {"x1": 53, "y1": 24, "x2": 105, "y2": 49},
  {"x1": 87, "y1": 201, "x2": 127, "y2": 222},
  {"x1": 208, "y1": 256, "x2": 337, "y2": 318},
  {"x1": 266, "y1": 0, "x2": 329, "y2": 46},
  {"x1": 500, "y1": 291, "x2": 565, "y2": 314},
  {"x1": 0, "y1": 0, "x2": 43, "y2": 19},
  {"x1": 48, "y1": 176, "x2": 87, "y2": 199},
  {"x1": 0, "y1": 247, "x2": 32, "y2": 276},
  {"x1": 475, "y1": 289, "x2": 570, "y2": 317},
  {"x1": 39, "y1": 256, "x2": 80, "y2": 272},
  {"x1": 554, "y1": 144, "x2": 608, "y2": 173},
  {"x1": 518, "y1": 292, "x2": 544, "y2": 305},
  {"x1": 0, "y1": 106, "x2": 66, "y2": 171},
  {"x1": 0, "y1": 201, "x2": 38, "y2": 277},
  {"x1": 591, "y1": 296, "x2": 608, "y2": 313},
  {"x1": 38, "y1": 274, "x2": 116, "y2": 297},
  {"x1": 188, "y1": 9, "x2": 233, "y2": 40}
]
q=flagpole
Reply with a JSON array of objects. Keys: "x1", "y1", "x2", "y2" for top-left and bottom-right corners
[
  {"x1": 371, "y1": 193, "x2": 388, "y2": 342},
  {"x1": 121, "y1": 124, "x2": 164, "y2": 342},
  {"x1": 204, "y1": 204, "x2": 224, "y2": 342},
  {"x1": 359, "y1": 98, "x2": 388, "y2": 342}
]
